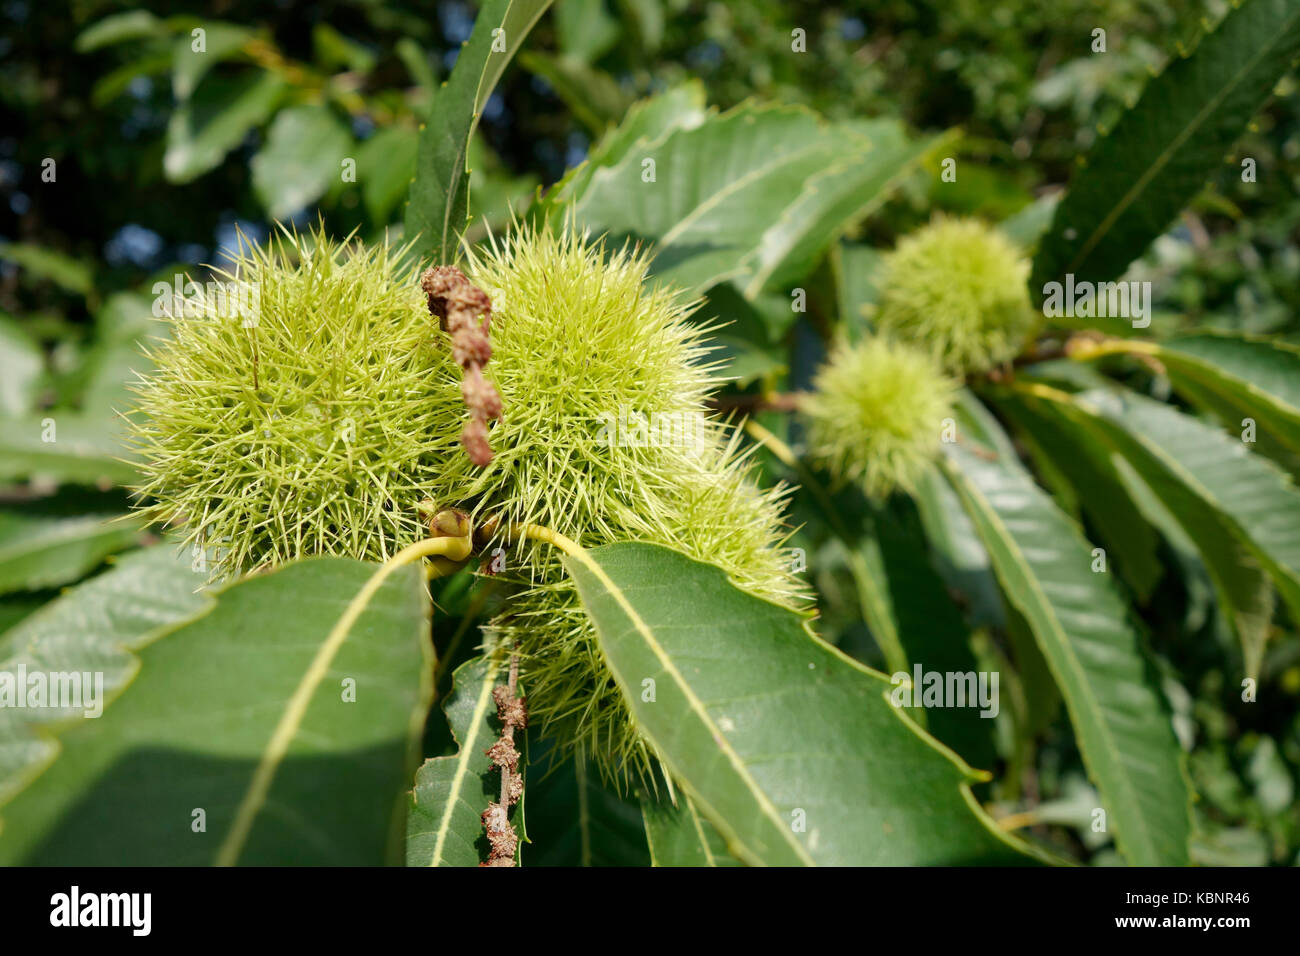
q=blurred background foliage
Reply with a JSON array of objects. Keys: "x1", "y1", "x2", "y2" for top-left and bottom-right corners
[
  {"x1": 8, "y1": 0, "x2": 1300, "y2": 336},
  {"x1": 2, "y1": 0, "x2": 1298, "y2": 865}
]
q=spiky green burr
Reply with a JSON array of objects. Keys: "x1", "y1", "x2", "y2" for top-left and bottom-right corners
[
  {"x1": 129, "y1": 230, "x2": 448, "y2": 572},
  {"x1": 800, "y1": 336, "x2": 957, "y2": 498},
  {"x1": 876, "y1": 217, "x2": 1038, "y2": 375}
]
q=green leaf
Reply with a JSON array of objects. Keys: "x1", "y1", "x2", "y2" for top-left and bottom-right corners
[
  {"x1": 0, "y1": 546, "x2": 212, "y2": 810},
  {"x1": 0, "y1": 594, "x2": 49, "y2": 646},
  {"x1": 542, "y1": 81, "x2": 706, "y2": 207},
  {"x1": 1084, "y1": 333, "x2": 1300, "y2": 466},
  {"x1": 91, "y1": 50, "x2": 174, "y2": 107},
  {"x1": 251, "y1": 105, "x2": 354, "y2": 220},
  {"x1": 641, "y1": 790, "x2": 741, "y2": 866},
  {"x1": 171, "y1": 22, "x2": 255, "y2": 101},
  {"x1": 998, "y1": 194, "x2": 1059, "y2": 251},
  {"x1": 566, "y1": 105, "x2": 922, "y2": 296},
  {"x1": 0, "y1": 316, "x2": 43, "y2": 417},
  {"x1": 561, "y1": 541, "x2": 1038, "y2": 866},
  {"x1": 75, "y1": 11, "x2": 167, "y2": 52},
  {"x1": 992, "y1": 387, "x2": 1163, "y2": 602},
  {"x1": 0, "y1": 242, "x2": 93, "y2": 297},
  {"x1": 618, "y1": 0, "x2": 664, "y2": 51},
  {"x1": 0, "y1": 512, "x2": 144, "y2": 595},
  {"x1": 1033, "y1": 0, "x2": 1300, "y2": 291},
  {"x1": 465, "y1": 136, "x2": 541, "y2": 232},
  {"x1": 523, "y1": 749, "x2": 650, "y2": 866},
  {"x1": 1001, "y1": 600, "x2": 1063, "y2": 744},
  {"x1": 164, "y1": 71, "x2": 286, "y2": 184},
  {"x1": 555, "y1": 0, "x2": 620, "y2": 63},
  {"x1": 407, "y1": 655, "x2": 505, "y2": 866},
  {"x1": 356, "y1": 126, "x2": 420, "y2": 224},
  {"x1": 1024, "y1": 384, "x2": 1300, "y2": 679},
  {"x1": 941, "y1": 441, "x2": 1192, "y2": 865},
  {"x1": 518, "y1": 52, "x2": 630, "y2": 134},
  {"x1": 0, "y1": 414, "x2": 140, "y2": 486},
  {"x1": 79, "y1": 291, "x2": 164, "y2": 417},
  {"x1": 912, "y1": 465, "x2": 1006, "y2": 630},
  {"x1": 1134, "y1": 454, "x2": 1277, "y2": 685},
  {"x1": 395, "y1": 39, "x2": 440, "y2": 115},
  {"x1": 699, "y1": 283, "x2": 789, "y2": 385},
  {"x1": 312, "y1": 23, "x2": 377, "y2": 75},
  {"x1": 403, "y1": 0, "x2": 553, "y2": 264},
  {"x1": 833, "y1": 242, "x2": 885, "y2": 335},
  {"x1": 1017, "y1": 385, "x2": 1274, "y2": 682},
  {"x1": 0, "y1": 556, "x2": 431, "y2": 865},
  {"x1": 734, "y1": 123, "x2": 944, "y2": 296},
  {"x1": 861, "y1": 499, "x2": 997, "y2": 771}
]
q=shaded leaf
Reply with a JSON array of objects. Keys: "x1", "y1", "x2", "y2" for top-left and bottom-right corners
[
  {"x1": 998, "y1": 194, "x2": 1059, "y2": 250},
  {"x1": 312, "y1": 23, "x2": 377, "y2": 75},
  {"x1": 1081, "y1": 333, "x2": 1300, "y2": 465},
  {"x1": 164, "y1": 71, "x2": 286, "y2": 184},
  {"x1": 523, "y1": 748, "x2": 650, "y2": 866},
  {"x1": 862, "y1": 499, "x2": 997, "y2": 771},
  {"x1": 1025, "y1": 384, "x2": 1298, "y2": 678},
  {"x1": 91, "y1": 50, "x2": 173, "y2": 107},
  {"x1": 395, "y1": 38, "x2": 440, "y2": 116},
  {"x1": 641, "y1": 790, "x2": 741, "y2": 866},
  {"x1": 251, "y1": 105, "x2": 354, "y2": 220},
  {"x1": 356, "y1": 125, "x2": 420, "y2": 224},
  {"x1": 912, "y1": 466, "x2": 1006, "y2": 630},
  {"x1": 0, "y1": 594, "x2": 49, "y2": 646},
  {"x1": 992, "y1": 387, "x2": 1163, "y2": 601},
  {"x1": 833, "y1": 242, "x2": 885, "y2": 336},
  {"x1": 518, "y1": 52, "x2": 630, "y2": 133},
  {"x1": 618, "y1": 0, "x2": 664, "y2": 51},
  {"x1": 555, "y1": 0, "x2": 620, "y2": 63}
]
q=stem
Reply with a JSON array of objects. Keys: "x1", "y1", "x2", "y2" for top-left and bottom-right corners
[
  {"x1": 996, "y1": 810, "x2": 1040, "y2": 832},
  {"x1": 499, "y1": 642, "x2": 521, "y2": 807},
  {"x1": 499, "y1": 520, "x2": 584, "y2": 557},
  {"x1": 708, "y1": 392, "x2": 801, "y2": 414},
  {"x1": 482, "y1": 636, "x2": 527, "y2": 866}
]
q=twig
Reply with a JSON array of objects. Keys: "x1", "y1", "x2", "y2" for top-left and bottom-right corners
[
  {"x1": 482, "y1": 642, "x2": 527, "y2": 866},
  {"x1": 707, "y1": 392, "x2": 801, "y2": 414}
]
